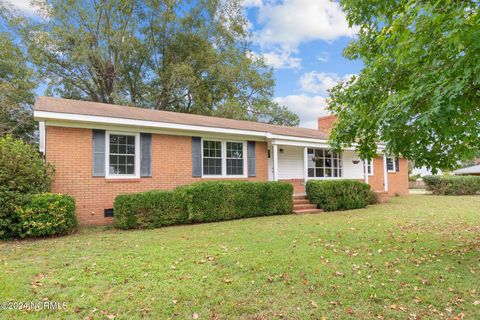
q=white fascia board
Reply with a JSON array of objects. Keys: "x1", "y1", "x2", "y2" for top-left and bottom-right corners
[
  {"x1": 35, "y1": 110, "x2": 387, "y2": 151},
  {"x1": 34, "y1": 111, "x2": 268, "y2": 139}
]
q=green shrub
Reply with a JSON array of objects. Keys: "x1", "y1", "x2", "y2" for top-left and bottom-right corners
[
  {"x1": 0, "y1": 135, "x2": 55, "y2": 239},
  {"x1": 114, "y1": 181, "x2": 293, "y2": 229},
  {"x1": 306, "y1": 180, "x2": 374, "y2": 211},
  {"x1": 181, "y1": 181, "x2": 293, "y2": 223},
  {"x1": 0, "y1": 135, "x2": 54, "y2": 194},
  {"x1": 114, "y1": 190, "x2": 188, "y2": 229},
  {"x1": 423, "y1": 175, "x2": 480, "y2": 195},
  {"x1": 16, "y1": 193, "x2": 77, "y2": 238}
]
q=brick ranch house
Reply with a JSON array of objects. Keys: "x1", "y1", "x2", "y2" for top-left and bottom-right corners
[{"x1": 34, "y1": 97, "x2": 408, "y2": 225}]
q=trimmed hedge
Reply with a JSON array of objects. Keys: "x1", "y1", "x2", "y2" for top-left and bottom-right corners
[
  {"x1": 15, "y1": 193, "x2": 77, "y2": 238},
  {"x1": 114, "y1": 190, "x2": 188, "y2": 229},
  {"x1": 114, "y1": 181, "x2": 293, "y2": 229},
  {"x1": 306, "y1": 180, "x2": 374, "y2": 211},
  {"x1": 180, "y1": 181, "x2": 293, "y2": 223},
  {"x1": 423, "y1": 175, "x2": 480, "y2": 195}
]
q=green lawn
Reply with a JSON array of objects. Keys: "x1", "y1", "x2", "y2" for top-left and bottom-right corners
[{"x1": 1, "y1": 195, "x2": 479, "y2": 319}]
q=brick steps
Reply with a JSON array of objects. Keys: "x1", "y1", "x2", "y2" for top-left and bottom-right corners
[{"x1": 292, "y1": 194, "x2": 323, "y2": 214}]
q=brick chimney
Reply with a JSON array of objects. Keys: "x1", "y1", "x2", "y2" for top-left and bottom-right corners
[{"x1": 318, "y1": 115, "x2": 338, "y2": 133}]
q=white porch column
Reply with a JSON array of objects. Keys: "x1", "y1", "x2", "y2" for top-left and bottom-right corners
[
  {"x1": 39, "y1": 121, "x2": 46, "y2": 154},
  {"x1": 303, "y1": 146, "x2": 308, "y2": 183},
  {"x1": 383, "y1": 154, "x2": 388, "y2": 192},
  {"x1": 363, "y1": 160, "x2": 369, "y2": 184},
  {"x1": 272, "y1": 144, "x2": 279, "y2": 181}
]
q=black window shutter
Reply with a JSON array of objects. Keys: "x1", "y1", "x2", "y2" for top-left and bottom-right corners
[
  {"x1": 92, "y1": 129, "x2": 106, "y2": 177},
  {"x1": 140, "y1": 133, "x2": 152, "y2": 177},
  {"x1": 247, "y1": 141, "x2": 256, "y2": 177},
  {"x1": 395, "y1": 157, "x2": 400, "y2": 172},
  {"x1": 192, "y1": 137, "x2": 202, "y2": 177}
]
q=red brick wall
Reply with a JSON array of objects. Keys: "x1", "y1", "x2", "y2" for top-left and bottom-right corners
[
  {"x1": 317, "y1": 115, "x2": 338, "y2": 134},
  {"x1": 368, "y1": 156, "x2": 409, "y2": 196},
  {"x1": 46, "y1": 126, "x2": 268, "y2": 225}
]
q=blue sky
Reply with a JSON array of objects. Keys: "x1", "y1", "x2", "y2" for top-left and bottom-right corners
[{"x1": 11, "y1": 0, "x2": 362, "y2": 128}]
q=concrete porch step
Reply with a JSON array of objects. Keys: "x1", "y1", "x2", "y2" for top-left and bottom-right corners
[
  {"x1": 293, "y1": 203, "x2": 317, "y2": 210},
  {"x1": 292, "y1": 194, "x2": 322, "y2": 214},
  {"x1": 293, "y1": 198, "x2": 310, "y2": 204},
  {"x1": 293, "y1": 208, "x2": 324, "y2": 214}
]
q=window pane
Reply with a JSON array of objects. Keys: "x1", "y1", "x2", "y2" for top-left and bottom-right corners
[
  {"x1": 226, "y1": 142, "x2": 243, "y2": 159},
  {"x1": 308, "y1": 168, "x2": 315, "y2": 177},
  {"x1": 126, "y1": 145, "x2": 135, "y2": 154},
  {"x1": 325, "y1": 168, "x2": 332, "y2": 177},
  {"x1": 227, "y1": 159, "x2": 243, "y2": 175},
  {"x1": 325, "y1": 158, "x2": 332, "y2": 168},
  {"x1": 109, "y1": 134, "x2": 136, "y2": 175},
  {"x1": 316, "y1": 168, "x2": 324, "y2": 177},
  {"x1": 203, "y1": 158, "x2": 222, "y2": 175},
  {"x1": 307, "y1": 148, "x2": 314, "y2": 155},
  {"x1": 386, "y1": 157, "x2": 394, "y2": 171}
]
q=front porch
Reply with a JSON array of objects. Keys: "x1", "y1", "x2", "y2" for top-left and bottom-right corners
[{"x1": 267, "y1": 142, "x2": 391, "y2": 195}]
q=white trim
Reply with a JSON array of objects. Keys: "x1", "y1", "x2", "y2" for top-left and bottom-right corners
[
  {"x1": 39, "y1": 121, "x2": 46, "y2": 153},
  {"x1": 272, "y1": 144, "x2": 279, "y2": 181},
  {"x1": 363, "y1": 160, "x2": 369, "y2": 184},
  {"x1": 201, "y1": 139, "x2": 247, "y2": 178},
  {"x1": 383, "y1": 154, "x2": 389, "y2": 191},
  {"x1": 35, "y1": 110, "x2": 388, "y2": 149},
  {"x1": 366, "y1": 159, "x2": 374, "y2": 176},
  {"x1": 105, "y1": 131, "x2": 140, "y2": 179},
  {"x1": 303, "y1": 146, "x2": 308, "y2": 183}
]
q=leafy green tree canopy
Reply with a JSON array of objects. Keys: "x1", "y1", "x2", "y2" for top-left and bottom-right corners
[
  {"x1": 0, "y1": 32, "x2": 37, "y2": 142},
  {"x1": 12, "y1": 0, "x2": 299, "y2": 126},
  {"x1": 329, "y1": 0, "x2": 479, "y2": 172}
]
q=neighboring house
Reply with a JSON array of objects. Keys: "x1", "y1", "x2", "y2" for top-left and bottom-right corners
[
  {"x1": 411, "y1": 166, "x2": 443, "y2": 177},
  {"x1": 34, "y1": 97, "x2": 408, "y2": 225},
  {"x1": 452, "y1": 165, "x2": 480, "y2": 176}
]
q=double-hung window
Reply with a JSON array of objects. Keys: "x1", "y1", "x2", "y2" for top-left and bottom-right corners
[
  {"x1": 386, "y1": 156, "x2": 398, "y2": 172},
  {"x1": 226, "y1": 142, "x2": 244, "y2": 175},
  {"x1": 202, "y1": 140, "x2": 245, "y2": 177},
  {"x1": 365, "y1": 160, "x2": 373, "y2": 176},
  {"x1": 107, "y1": 132, "x2": 140, "y2": 178},
  {"x1": 307, "y1": 148, "x2": 342, "y2": 178},
  {"x1": 203, "y1": 140, "x2": 222, "y2": 175}
]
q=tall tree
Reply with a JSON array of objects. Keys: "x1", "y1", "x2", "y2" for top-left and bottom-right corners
[
  {"x1": 328, "y1": 0, "x2": 479, "y2": 171},
  {"x1": 13, "y1": 0, "x2": 299, "y2": 126},
  {"x1": 0, "y1": 32, "x2": 37, "y2": 142}
]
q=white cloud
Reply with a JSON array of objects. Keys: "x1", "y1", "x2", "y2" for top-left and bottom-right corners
[
  {"x1": 242, "y1": 0, "x2": 264, "y2": 8},
  {"x1": 6, "y1": 0, "x2": 39, "y2": 16},
  {"x1": 252, "y1": 0, "x2": 357, "y2": 48},
  {"x1": 275, "y1": 94, "x2": 329, "y2": 128},
  {"x1": 262, "y1": 50, "x2": 302, "y2": 69},
  {"x1": 299, "y1": 71, "x2": 355, "y2": 95},
  {"x1": 245, "y1": 0, "x2": 357, "y2": 69},
  {"x1": 317, "y1": 51, "x2": 329, "y2": 62}
]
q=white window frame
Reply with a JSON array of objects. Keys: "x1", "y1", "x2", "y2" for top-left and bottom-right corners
[
  {"x1": 386, "y1": 156, "x2": 396, "y2": 173},
  {"x1": 307, "y1": 148, "x2": 343, "y2": 180},
  {"x1": 105, "y1": 131, "x2": 140, "y2": 179},
  {"x1": 201, "y1": 139, "x2": 247, "y2": 178},
  {"x1": 366, "y1": 159, "x2": 374, "y2": 176}
]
